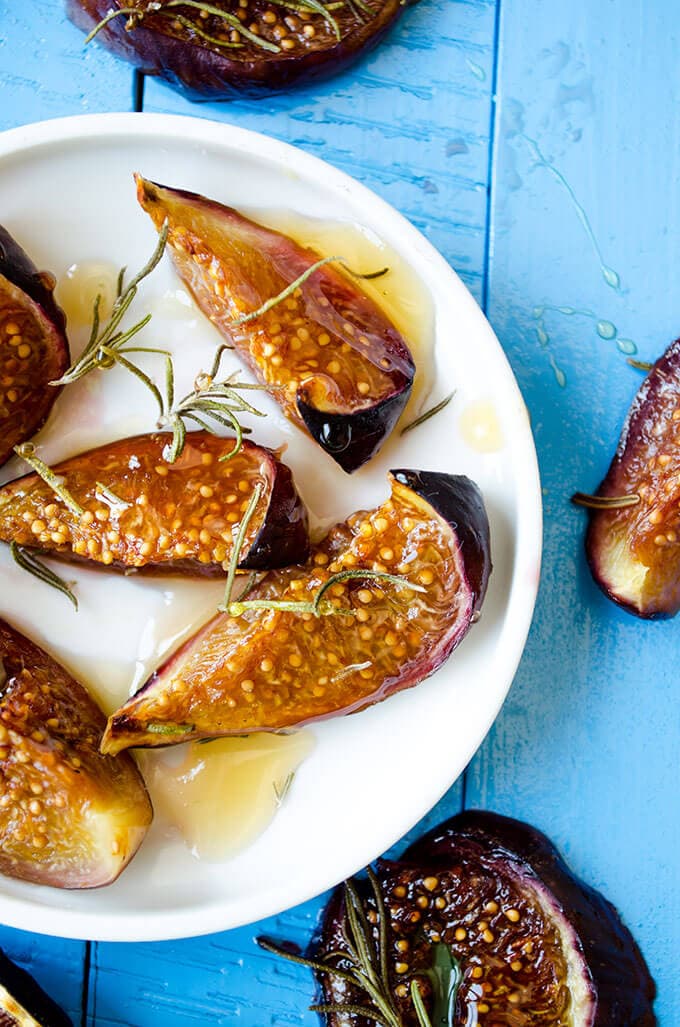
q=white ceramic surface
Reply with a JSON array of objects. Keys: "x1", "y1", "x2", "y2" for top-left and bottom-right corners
[{"x1": 0, "y1": 114, "x2": 541, "y2": 941}]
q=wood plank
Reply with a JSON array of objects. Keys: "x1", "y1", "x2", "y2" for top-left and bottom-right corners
[
  {"x1": 0, "y1": 0, "x2": 134, "y2": 131},
  {"x1": 0, "y1": 926, "x2": 85, "y2": 1024},
  {"x1": 90, "y1": 2, "x2": 497, "y2": 1022},
  {"x1": 465, "y1": 1, "x2": 680, "y2": 1021}
]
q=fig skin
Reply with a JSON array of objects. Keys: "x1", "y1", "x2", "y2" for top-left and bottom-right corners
[
  {"x1": 0, "y1": 432, "x2": 309, "y2": 575},
  {"x1": 0, "y1": 226, "x2": 69, "y2": 468},
  {"x1": 316, "y1": 811, "x2": 656, "y2": 1027},
  {"x1": 0, "y1": 619, "x2": 152, "y2": 889},
  {"x1": 65, "y1": 0, "x2": 409, "y2": 101},
  {"x1": 136, "y1": 176, "x2": 415, "y2": 473},
  {"x1": 101, "y1": 470, "x2": 491, "y2": 755},
  {"x1": 0, "y1": 947, "x2": 73, "y2": 1027},
  {"x1": 585, "y1": 337, "x2": 680, "y2": 618}
]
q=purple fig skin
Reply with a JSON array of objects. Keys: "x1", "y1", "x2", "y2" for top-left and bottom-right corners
[
  {"x1": 0, "y1": 619, "x2": 152, "y2": 889},
  {"x1": 65, "y1": 0, "x2": 409, "y2": 100},
  {"x1": 0, "y1": 226, "x2": 69, "y2": 467},
  {"x1": 315, "y1": 811, "x2": 655, "y2": 1027},
  {"x1": 584, "y1": 338, "x2": 680, "y2": 618},
  {"x1": 136, "y1": 176, "x2": 416, "y2": 474},
  {"x1": 0, "y1": 948, "x2": 73, "y2": 1027},
  {"x1": 100, "y1": 470, "x2": 490, "y2": 755},
  {"x1": 0, "y1": 432, "x2": 309, "y2": 576}
]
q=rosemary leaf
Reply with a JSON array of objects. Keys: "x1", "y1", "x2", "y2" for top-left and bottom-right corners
[
  {"x1": 410, "y1": 982, "x2": 433, "y2": 1027},
  {"x1": 273, "y1": 771, "x2": 295, "y2": 808},
  {"x1": 95, "y1": 482, "x2": 131, "y2": 511},
  {"x1": 627, "y1": 358, "x2": 654, "y2": 372},
  {"x1": 401, "y1": 392, "x2": 455, "y2": 436},
  {"x1": 219, "y1": 482, "x2": 263, "y2": 612},
  {"x1": 309, "y1": 1004, "x2": 391, "y2": 1026},
  {"x1": 13, "y1": 444, "x2": 84, "y2": 517},
  {"x1": 571, "y1": 491, "x2": 640, "y2": 510},
  {"x1": 10, "y1": 543, "x2": 78, "y2": 610},
  {"x1": 147, "y1": 722, "x2": 194, "y2": 736}
]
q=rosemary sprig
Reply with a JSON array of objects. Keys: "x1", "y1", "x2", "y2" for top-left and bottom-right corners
[
  {"x1": 229, "y1": 569, "x2": 426, "y2": 619},
  {"x1": 571, "y1": 491, "x2": 640, "y2": 511},
  {"x1": 401, "y1": 392, "x2": 455, "y2": 436},
  {"x1": 231, "y1": 255, "x2": 388, "y2": 329},
  {"x1": 83, "y1": 0, "x2": 355, "y2": 52},
  {"x1": 158, "y1": 345, "x2": 266, "y2": 464},
  {"x1": 13, "y1": 444, "x2": 84, "y2": 517},
  {"x1": 50, "y1": 222, "x2": 169, "y2": 391},
  {"x1": 259, "y1": 869, "x2": 461, "y2": 1027},
  {"x1": 10, "y1": 543, "x2": 78, "y2": 610},
  {"x1": 218, "y1": 481, "x2": 264, "y2": 612}
]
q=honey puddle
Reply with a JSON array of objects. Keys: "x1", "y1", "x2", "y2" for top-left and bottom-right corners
[
  {"x1": 459, "y1": 400, "x2": 504, "y2": 453},
  {"x1": 56, "y1": 261, "x2": 119, "y2": 327},
  {"x1": 256, "y1": 210, "x2": 436, "y2": 420},
  {"x1": 138, "y1": 732, "x2": 314, "y2": 861}
]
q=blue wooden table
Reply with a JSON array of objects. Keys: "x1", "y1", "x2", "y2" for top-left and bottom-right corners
[{"x1": 1, "y1": 1, "x2": 679, "y2": 1023}]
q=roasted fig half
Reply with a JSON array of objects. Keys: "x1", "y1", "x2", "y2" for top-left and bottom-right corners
[
  {"x1": 0, "y1": 619, "x2": 152, "y2": 888},
  {"x1": 0, "y1": 432, "x2": 309, "y2": 575},
  {"x1": 300, "y1": 811, "x2": 656, "y2": 1026},
  {"x1": 581, "y1": 337, "x2": 680, "y2": 618},
  {"x1": 102, "y1": 469, "x2": 491, "y2": 754},
  {"x1": 66, "y1": 1, "x2": 409, "y2": 100},
  {"x1": 0, "y1": 948, "x2": 72, "y2": 1027},
  {"x1": 0, "y1": 226, "x2": 69, "y2": 468},
  {"x1": 137, "y1": 176, "x2": 415, "y2": 473}
]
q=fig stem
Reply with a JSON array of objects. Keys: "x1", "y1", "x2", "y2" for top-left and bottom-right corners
[
  {"x1": 9, "y1": 542, "x2": 78, "y2": 610},
  {"x1": 571, "y1": 491, "x2": 640, "y2": 510}
]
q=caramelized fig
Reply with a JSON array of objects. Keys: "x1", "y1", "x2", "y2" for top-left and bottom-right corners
[
  {"x1": 0, "y1": 619, "x2": 152, "y2": 888},
  {"x1": 66, "y1": 0, "x2": 409, "y2": 100},
  {"x1": 137, "y1": 177, "x2": 415, "y2": 473},
  {"x1": 101, "y1": 469, "x2": 491, "y2": 754},
  {"x1": 314, "y1": 811, "x2": 656, "y2": 1026},
  {"x1": 0, "y1": 948, "x2": 72, "y2": 1027},
  {"x1": 0, "y1": 432, "x2": 309, "y2": 575},
  {"x1": 584, "y1": 337, "x2": 680, "y2": 617},
  {"x1": 0, "y1": 226, "x2": 69, "y2": 468}
]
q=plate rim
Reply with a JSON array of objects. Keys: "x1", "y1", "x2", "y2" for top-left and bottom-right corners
[{"x1": 0, "y1": 111, "x2": 542, "y2": 941}]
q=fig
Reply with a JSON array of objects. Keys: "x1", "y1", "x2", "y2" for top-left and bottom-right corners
[
  {"x1": 0, "y1": 226, "x2": 69, "y2": 468},
  {"x1": 308, "y1": 811, "x2": 656, "y2": 1026},
  {"x1": 136, "y1": 176, "x2": 415, "y2": 473},
  {"x1": 101, "y1": 469, "x2": 491, "y2": 754},
  {"x1": 66, "y1": 1, "x2": 409, "y2": 100},
  {"x1": 0, "y1": 618, "x2": 152, "y2": 888},
  {"x1": 581, "y1": 337, "x2": 680, "y2": 618},
  {"x1": 0, "y1": 432, "x2": 309, "y2": 575},
  {"x1": 0, "y1": 947, "x2": 72, "y2": 1026}
]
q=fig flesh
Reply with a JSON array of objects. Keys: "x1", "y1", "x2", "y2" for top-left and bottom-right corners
[
  {"x1": 136, "y1": 176, "x2": 415, "y2": 473},
  {"x1": 316, "y1": 811, "x2": 656, "y2": 1026},
  {"x1": 101, "y1": 469, "x2": 491, "y2": 754},
  {"x1": 0, "y1": 619, "x2": 152, "y2": 888},
  {"x1": 0, "y1": 432, "x2": 309, "y2": 575},
  {"x1": 0, "y1": 226, "x2": 69, "y2": 468},
  {"x1": 584, "y1": 337, "x2": 680, "y2": 617},
  {"x1": 0, "y1": 948, "x2": 72, "y2": 1027},
  {"x1": 66, "y1": 0, "x2": 408, "y2": 100}
]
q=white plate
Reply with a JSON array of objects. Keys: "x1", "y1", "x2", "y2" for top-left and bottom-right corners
[{"x1": 0, "y1": 113, "x2": 541, "y2": 942}]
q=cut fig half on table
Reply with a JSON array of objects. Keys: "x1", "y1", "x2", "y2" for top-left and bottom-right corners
[
  {"x1": 0, "y1": 618, "x2": 152, "y2": 888},
  {"x1": 577, "y1": 336, "x2": 680, "y2": 618},
  {"x1": 0, "y1": 431, "x2": 309, "y2": 575},
  {"x1": 0, "y1": 226, "x2": 69, "y2": 468},
  {"x1": 0, "y1": 947, "x2": 73, "y2": 1027},
  {"x1": 136, "y1": 176, "x2": 416, "y2": 473},
  {"x1": 262, "y1": 810, "x2": 656, "y2": 1026},
  {"x1": 66, "y1": 0, "x2": 410, "y2": 100},
  {"x1": 101, "y1": 469, "x2": 491, "y2": 754}
]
